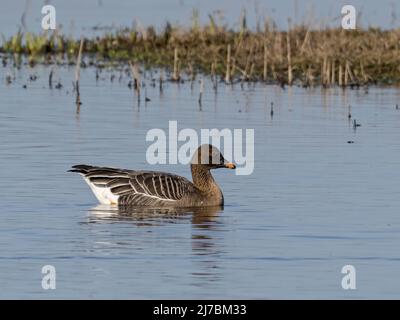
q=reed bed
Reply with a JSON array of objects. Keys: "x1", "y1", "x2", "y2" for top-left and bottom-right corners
[{"x1": 1, "y1": 19, "x2": 400, "y2": 86}]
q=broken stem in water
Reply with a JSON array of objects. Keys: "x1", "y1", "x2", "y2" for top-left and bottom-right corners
[
  {"x1": 49, "y1": 67, "x2": 53, "y2": 89},
  {"x1": 74, "y1": 37, "x2": 84, "y2": 106},
  {"x1": 129, "y1": 61, "x2": 141, "y2": 102},
  {"x1": 198, "y1": 78, "x2": 204, "y2": 105}
]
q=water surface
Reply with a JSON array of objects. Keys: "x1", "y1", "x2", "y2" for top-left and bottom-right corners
[{"x1": 1, "y1": 64, "x2": 400, "y2": 298}]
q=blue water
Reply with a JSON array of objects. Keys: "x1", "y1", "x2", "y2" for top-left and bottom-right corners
[{"x1": 1, "y1": 62, "x2": 400, "y2": 298}]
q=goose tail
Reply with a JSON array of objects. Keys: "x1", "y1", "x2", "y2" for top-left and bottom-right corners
[{"x1": 68, "y1": 164, "x2": 95, "y2": 174}]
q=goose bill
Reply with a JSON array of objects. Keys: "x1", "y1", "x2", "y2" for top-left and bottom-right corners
[{"x1": 225, "y1": 162, "x2": 236, "y2": 169}]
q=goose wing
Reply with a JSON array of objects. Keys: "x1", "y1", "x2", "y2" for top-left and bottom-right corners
[{"x1": 70, "y1": 165, "x2": 195, "y2": 205}]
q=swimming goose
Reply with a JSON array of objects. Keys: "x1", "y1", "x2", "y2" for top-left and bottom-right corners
[{"x1": 69, "y1": 144, "x2": 236, "y2": 207}]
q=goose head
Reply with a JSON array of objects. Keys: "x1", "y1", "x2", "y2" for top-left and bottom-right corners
[{"x1": 191, "y1": 144, "x2": 236, "y2": 170}]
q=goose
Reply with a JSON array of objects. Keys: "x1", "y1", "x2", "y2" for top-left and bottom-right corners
[{"x1": 69, "y1": 144, "x2": 236, "y2": 207}]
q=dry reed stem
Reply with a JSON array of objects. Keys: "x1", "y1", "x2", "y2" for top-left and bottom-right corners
[
  {"x1": 172, "y1": 47, "x2": 180, "y2": 81},
  {"x1": 225, "y1": 44, "x2": 231, "y2": 83},
  {"x1": 263, "y1": 42, "x2": 268, "y2": 81},
  {"x1": 286, "y1": 20, "x2": 293, "y2": 85}
]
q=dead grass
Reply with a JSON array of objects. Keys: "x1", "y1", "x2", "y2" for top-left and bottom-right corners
[{"x1": 1, "y1": 21, "x2": 400, "y2": 86}]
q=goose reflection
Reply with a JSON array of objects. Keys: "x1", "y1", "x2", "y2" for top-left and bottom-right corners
[
  {"x1": 189, "y1": 206, "x2": 225, "y2": 284},
  {"x1": 86, "y1": 205, "x2": 224, "y2": 283},
  {"x1": 87, "y1": 204, "x2": 222, "y2": 227},
  {"x1": 190, "y1": 206, "x2": 222, "y2": 254}
]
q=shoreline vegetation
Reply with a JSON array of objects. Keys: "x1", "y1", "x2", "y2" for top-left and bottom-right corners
[{"x1": 1, "y1": 16, "x2": 400, "y2": 87}]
